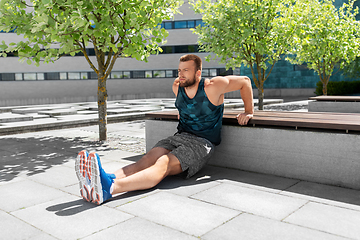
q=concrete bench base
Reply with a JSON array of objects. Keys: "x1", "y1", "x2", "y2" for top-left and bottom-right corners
[{"x1": 146, "y1": 119, "x2": 360, "y2": 190}]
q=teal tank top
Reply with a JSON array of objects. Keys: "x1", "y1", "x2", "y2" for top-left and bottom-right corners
[{"x1": 175, "y1": 78, "x2": 224, "y2": 145}]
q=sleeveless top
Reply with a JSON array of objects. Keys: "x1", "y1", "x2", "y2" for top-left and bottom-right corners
[{"x1": 175, "y1": 78, "x2": 224, "y2": 145}]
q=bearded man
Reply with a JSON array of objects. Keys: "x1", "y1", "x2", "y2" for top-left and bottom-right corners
[{"x1": 75, "y1": 54, "x2": 254, "y2": 204}]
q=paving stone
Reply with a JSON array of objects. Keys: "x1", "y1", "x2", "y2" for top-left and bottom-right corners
[
  {"x1": 284, "y1": 201, "x2": 360, "y2": 239},
  {"x1": 281, "y1": 181, "x2": 360, "y2": 211},
  {"x1": 117, "y1": 191, "x2": 240, "y2": 237},
  {"x1": 38, "y1": 108, "x2": 78, "y2": 116},
  {"x1": 82, "y1": 217, "x2": 198, "y2": 240},
  {"x1": 202, "y1": 213, "x2": 348, "y2": 240},
  {"x1": 212, "y1": 167, "x2": 300, "y2": 193},
  {"x1": 191, "y1": 183, "x2": 307, "y2": 220},
  {"x1": 26, "y1": 165, "x2": 78, "y2": 189},
  {"x1": 11, "y1": 195, "x2": 133, "y2": 240},
  {"x1": 0, "y1": 210, "x2": 49, "y2": 240},
  {"x1": 0, "y1": 179, "x2": 68, "y2": 212},
  {"x1": 0, "y1": 112, "x2": 33, "y2": 123}
]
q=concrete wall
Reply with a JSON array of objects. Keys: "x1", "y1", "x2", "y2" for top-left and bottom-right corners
[
  {"x1": 146, "y1": 119, "x2": 360, "y2": 190},
  {"x1": 308, "y1": 101, "x2": 360, "y2": 113}
]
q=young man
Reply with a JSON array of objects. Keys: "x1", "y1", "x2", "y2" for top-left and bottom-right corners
[{"x1": 75, "y1": 54, "x2": 254, "y2": 205}]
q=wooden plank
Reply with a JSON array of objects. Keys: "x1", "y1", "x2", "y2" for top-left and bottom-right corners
[
  {"x1": 146, "y1": 110, "x2": 360, "y2": 132},
  {"x1": 309, "y1": 96, "x2": 360, "y2": 102}
]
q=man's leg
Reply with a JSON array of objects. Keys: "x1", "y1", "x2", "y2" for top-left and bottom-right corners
[
  {"x1": 85, "y1": 149, "x2": 183, "y2": 204},
  {"x1": 112, "y1": 152, "x2": 183, "y2": 194},
  {"x1": 113, "y1": 147, "x2": 172, "y2": 179}
]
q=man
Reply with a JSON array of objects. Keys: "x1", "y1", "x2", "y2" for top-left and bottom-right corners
[{"x1": 75, "y1": 54, "x2": 254, "y2": 205}]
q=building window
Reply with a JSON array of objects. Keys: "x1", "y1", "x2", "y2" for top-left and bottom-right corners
[
  {"x1": 123, "y1": 71, "x2": 131, "y2": 79},
  {"x1": 145, "y1": 71, "x2": 153, "y2": 78},
  {"x1": 153, "y1": 70, "x2": 165, "y2": 78},
  {"x1": 45, "y1": 72, "x2": 60, "y2": 80},
  {"x1": 60, "y1": 72, "x2": 67, "y2": 80},
  {"x1": 166, "y1": 70, "x2": 174, "y2": 78},
  {"x1": 1, "y1": 73, "x2": 15, "y2": 81},
  {"x1": 111, "y1": 72, "x2": 122, "y2": 79},
  {"x1": 15, "y1": 73, "x2": 23, "y2": 80},
  {"x1": 37, "y1": 73, "x2": 45, "y2": 80},
  {"x1": 24, "y1": 73, "x2": 37, "y2": 80},
  {"x1": 174, "y1": 21, "x2": 187, "y2": 29},
  {"x1": 68, "y1": 72, "x2": 80, "y2": 80},
  {"x1": 133, "y1": 71, "x2": 145, "y2": 78},
  {"x1": 81, "y1": 72, "x2": 88, "y2": 80}
]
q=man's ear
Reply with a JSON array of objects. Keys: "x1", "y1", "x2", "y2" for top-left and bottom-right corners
[{"x1": 196, "y1": 70, "x2": 201, "y2": 77}]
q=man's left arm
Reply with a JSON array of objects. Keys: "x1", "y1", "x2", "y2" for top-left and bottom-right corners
[{"x1": 216, "y1": 75, "x2": 254, "y2": 125}]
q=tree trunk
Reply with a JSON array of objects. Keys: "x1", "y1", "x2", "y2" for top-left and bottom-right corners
[
  {"x1": 98, "y1": 74, "x2": 107, "y2": 141},
  {"x1": 322, "y1": 82, "x2": 328, "y2": 96},
  {"x1": 258, "y1": 87, "x2": 264, "y2": 110}
]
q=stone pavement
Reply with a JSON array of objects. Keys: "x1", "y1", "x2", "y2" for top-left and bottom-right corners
[
  {"x1": 1, "y1": 117, "x2": 360, "y2": 239},
  {"x1": 2, "y1": 98, "x2": 360, "y2": 239}
]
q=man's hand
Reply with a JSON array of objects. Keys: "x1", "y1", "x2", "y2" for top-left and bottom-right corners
[{"x1": 236, "y1": 113, "x2": 253, "y2": 125}]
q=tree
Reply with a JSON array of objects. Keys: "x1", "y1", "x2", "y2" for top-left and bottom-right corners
[
  {"x1": 342, "y1": 56, "x2": 360, "y2": 79},
  {"x1": 191, "y1": 0, "x2": 298, "y2": 110},
  {"x1": 0, "y1": 0, "x2": 182, "y2": 140},
  {"x1": 286, "y1": 0, "x2": 360, "y2": 95}
]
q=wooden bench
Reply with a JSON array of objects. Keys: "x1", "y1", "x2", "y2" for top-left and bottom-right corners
[
  {"x1": 145, "y1": 110, "x2": 360, "y2": 190},
  {"x1": 308, "y1": 96, "x2": 360, "y2": 113}
]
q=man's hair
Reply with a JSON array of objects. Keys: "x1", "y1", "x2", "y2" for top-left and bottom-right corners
[{"x1": 179, "y1": 54, "x2": 202, "y2": 71}]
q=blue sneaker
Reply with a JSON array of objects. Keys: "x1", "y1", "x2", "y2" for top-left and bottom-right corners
[
  {"x1": 75, "y1": 150, "x2": 91, "y2": 202},
  {"x1": 88, "y1": 152, "x2": 115, "y2": 205}
]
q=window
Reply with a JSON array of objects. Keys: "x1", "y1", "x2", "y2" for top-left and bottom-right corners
[
  {"x1": 210, "y1": 69, "x2": 217, "y2": 77},
  {"x1": 163, "y1": 22, "x2": 173, "y2": 29},
  {"x1": 60, "y1": 73, "x2": 67, "y2": 80},
  {"x1": 111, "y1": 72, "x2": 122, "y2": 79},
  {"x1": 153, "y1": 70, "x2": 165, "y2": 78},
  {"x1": 133, "y1": 71, "x2": 145, "y2": 78},
  {"x1": 68, "y1": 72, "x2": 80, "y2": 80},
  {"x1": 174, "y1": 21, "x2": 187, "y2": 29},
  {"x1": 15, "y1": 73, "x2": 23, "y2": 81},
  {"x1": 166, "y1": 70, "x2": 174, "y2": 78},
  {"x1": 202, "y1": 69, "x2": 209, "y2": 77},
  {"x1": 45, "y1": 72, "x2": 60, "y2": 80},
  {"x1": 145, "y1": 71, "x2": 152, "y2": 78},
  {"x1": 37, "y1": 73, "x2": 45, "y2": 80},
  {"x1": 81, "y1": 72, "x2": 88, "y2": 80},
  {"x1": 24, "y1": 73, "x2": 37, "y2": 80},
  {"x1": 1, "y1": 73, "x2": 15, "y2": 81},
  {"x1": 123, "y1": 71, "x2": 131, "y2": 79}
]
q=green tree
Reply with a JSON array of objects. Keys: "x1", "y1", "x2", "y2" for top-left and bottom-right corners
[
  {"x1": 0, "y1": 0, "x2": 182, "y2": 141},
  {"x1": 287, "y1": 0, "x2": 360, "y2": 95},
  {"x1": 191, "y1": 0, "x2": 298, "y2": 110},
  {"x1": 342, "y1": 56, "x2": 360, "y2": 79}
]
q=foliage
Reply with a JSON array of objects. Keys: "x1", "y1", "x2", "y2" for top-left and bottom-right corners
[
  {"x1": 342, "y1": 56, "x2": 360, "y2": 79},
  {"x1": 287, "y1": 0, "x2": 360, "y2": 96},
  {"x1": 315, "y1": 80, "x2": 360, "y2": 96},
  {"x1": 191, "y1": 0, "x2": 298, "y2": 109},
  {"x1": 0, "y1": 0, "x2": 182, "y2": 140}
]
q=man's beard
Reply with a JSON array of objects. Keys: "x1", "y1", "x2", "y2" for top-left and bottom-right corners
[{"x1": 179, "y1": 74, "x2": 197, "y2": 88}]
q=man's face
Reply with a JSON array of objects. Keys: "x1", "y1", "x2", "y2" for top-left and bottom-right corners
[{"x1": 178, "y1": 60, "x2": 199, "y2": 88}]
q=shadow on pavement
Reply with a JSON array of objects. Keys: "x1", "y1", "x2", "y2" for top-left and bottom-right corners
[
  {"x1": 0, "y1": 135, "x2": 112, "y2": 183},
  {"x1": 46, "y1": 199, "x2": 98, "y2": 216}
]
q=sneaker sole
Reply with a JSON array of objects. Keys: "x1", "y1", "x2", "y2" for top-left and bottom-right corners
[
  {"x1": 88, "y1": 152, "x2": 103, "y2": 205},
  {"x1": 75, "y1": 150, "x2": 92, "y2": 202}
]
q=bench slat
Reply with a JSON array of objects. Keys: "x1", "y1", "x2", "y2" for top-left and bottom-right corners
[{"x1": 146, "y1": 110, "x2": 360, "y2": 132}]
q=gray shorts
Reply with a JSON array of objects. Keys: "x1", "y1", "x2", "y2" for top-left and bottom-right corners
[{"x1": 153, "y1": 132, "x2": 215, "y2": 179}]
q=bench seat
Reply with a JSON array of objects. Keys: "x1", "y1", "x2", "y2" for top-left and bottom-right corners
[
  {"x1": 308, "y1": 96, "x2": 360, "y2": 113},
  {"x1": 145, "y1": 110, "x2": 360, "y2": 189}
]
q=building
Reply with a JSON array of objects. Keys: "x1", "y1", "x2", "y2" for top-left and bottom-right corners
[{"x1": 0, "y1": 1, "x2": 358, "y2": 107}]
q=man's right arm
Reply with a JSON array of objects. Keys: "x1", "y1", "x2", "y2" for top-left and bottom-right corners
[{"x1": 172, "y1": 78, "x2": 180, "y2": 96}]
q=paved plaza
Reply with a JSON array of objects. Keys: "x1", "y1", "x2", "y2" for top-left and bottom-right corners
[{"x1": 1, "y1": 99, "x2": 360, "y2": 239}]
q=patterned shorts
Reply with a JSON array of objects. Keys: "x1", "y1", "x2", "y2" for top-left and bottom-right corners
[{"x1": 153, "y1": 132, "x2": 215, "y2": 179}]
